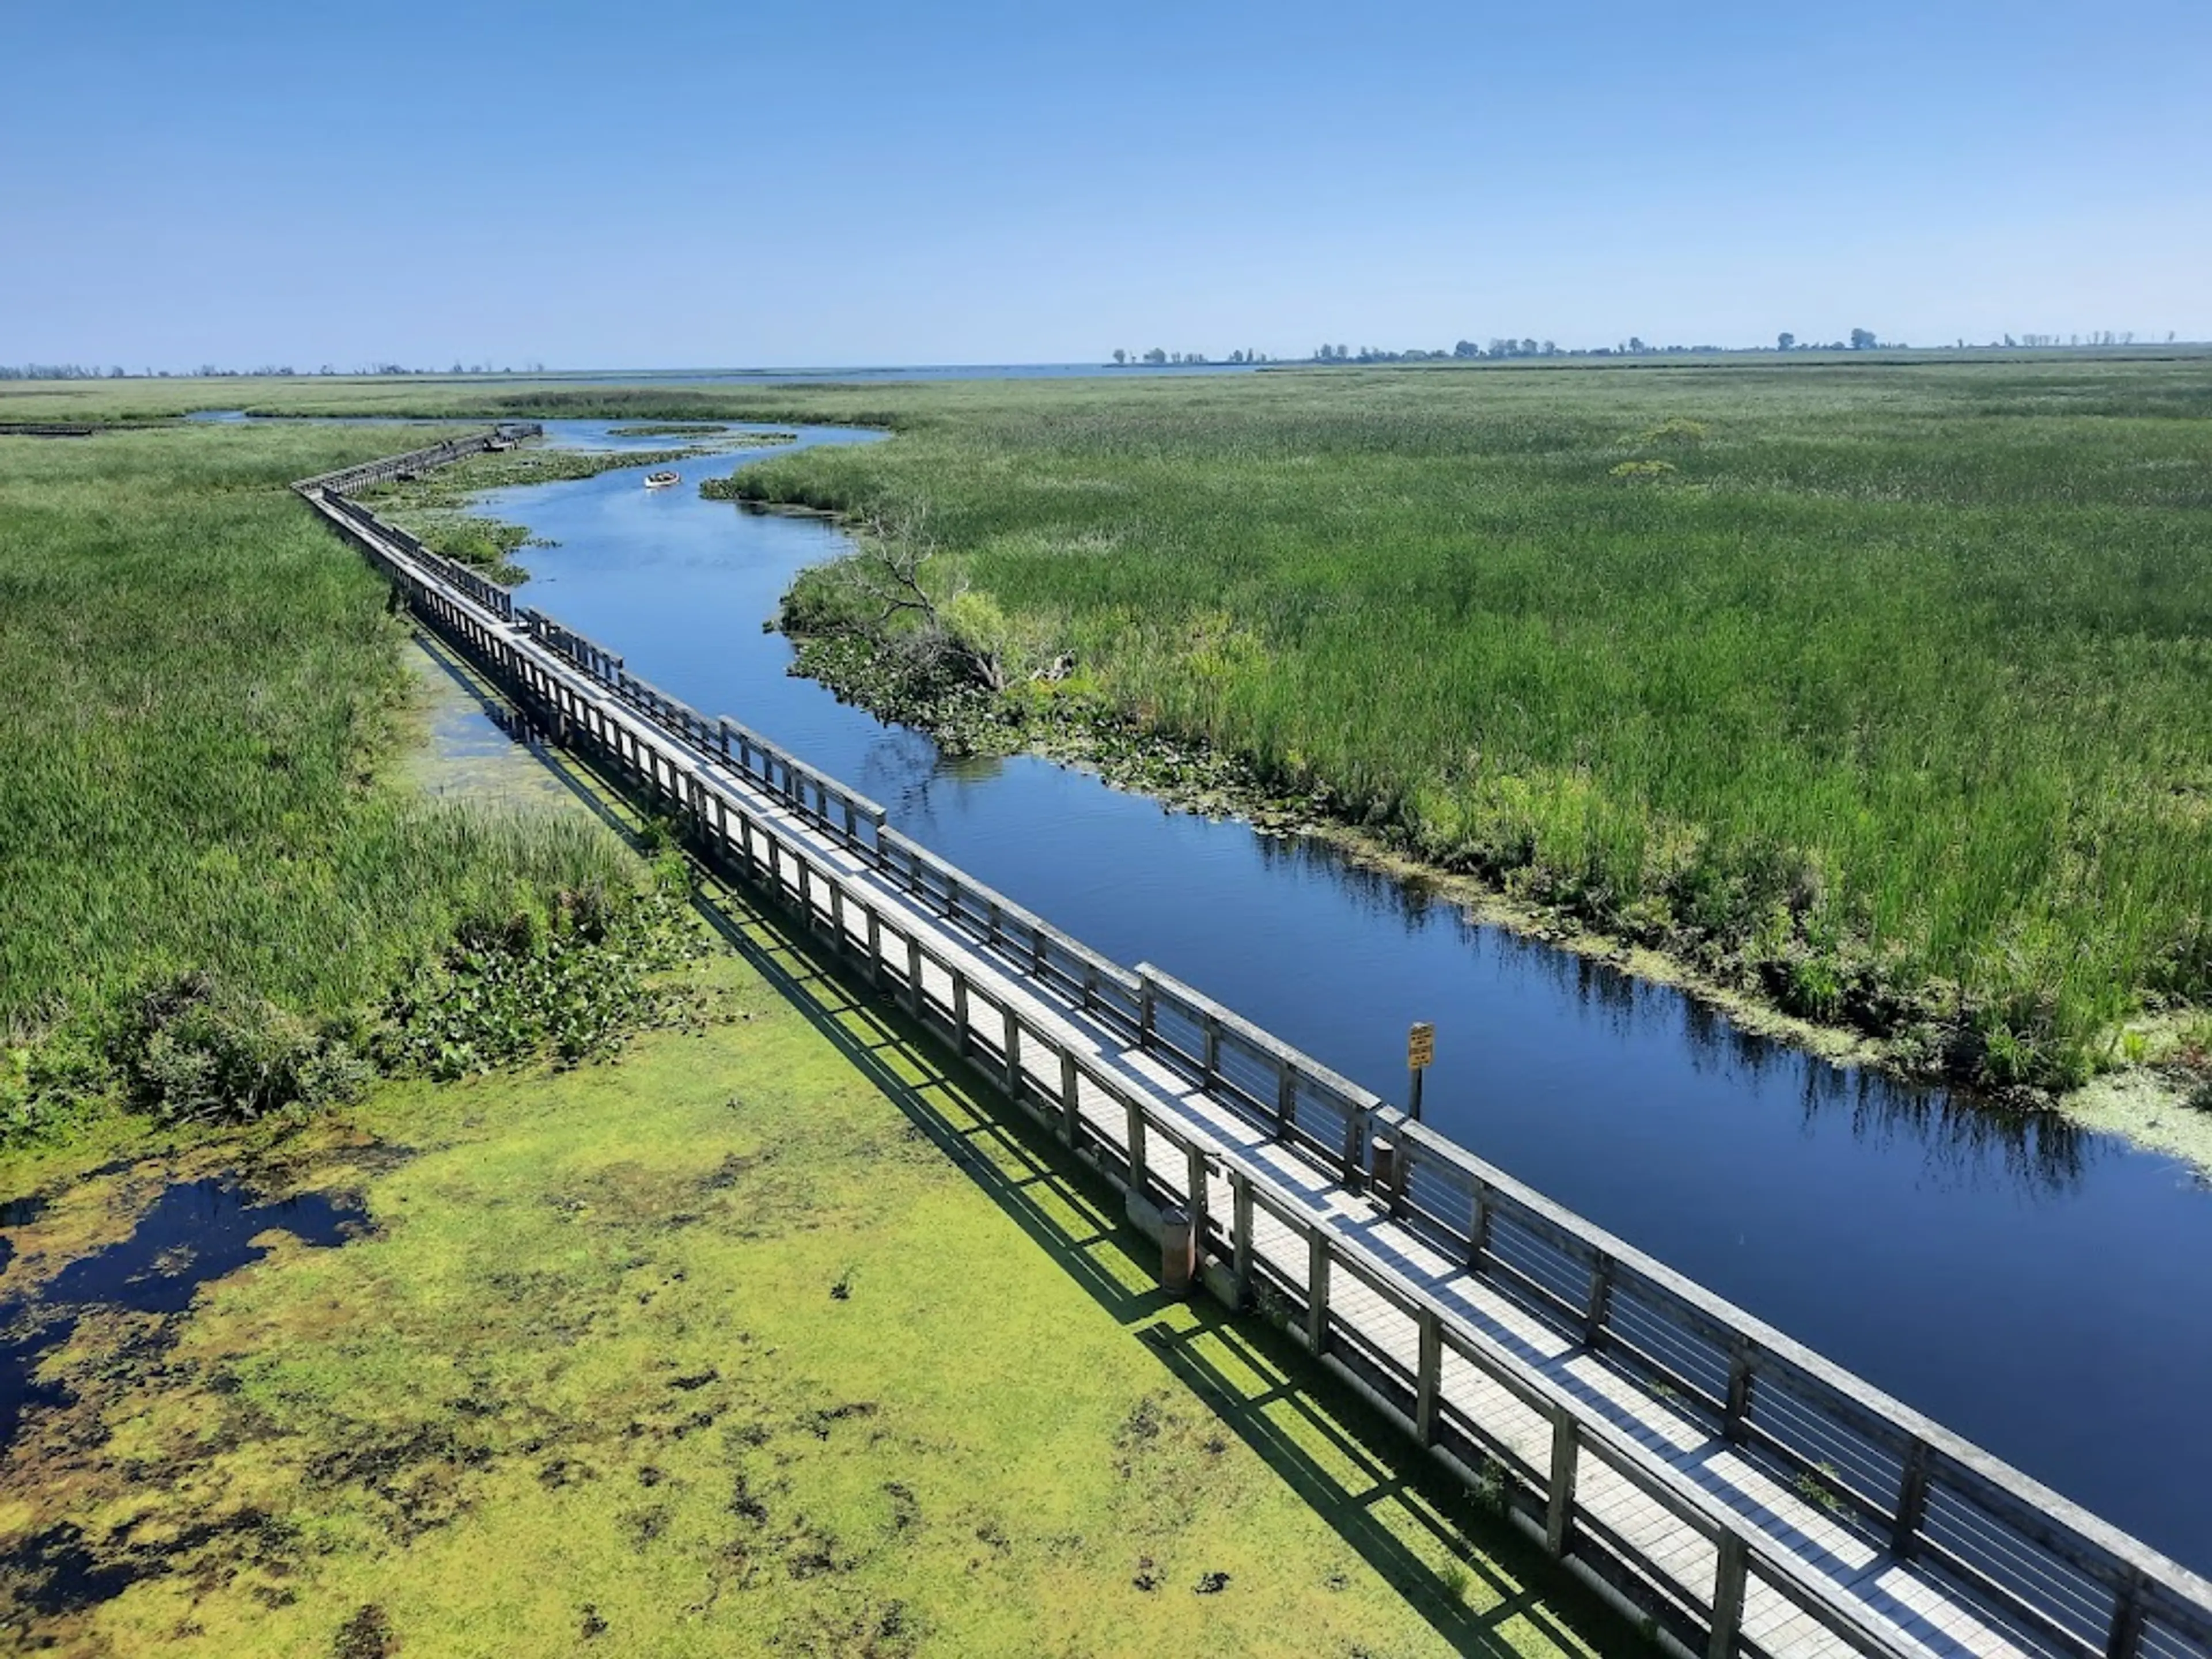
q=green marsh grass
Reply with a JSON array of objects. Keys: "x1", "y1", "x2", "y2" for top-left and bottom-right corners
[
  {"x1": 12, "y1": 362, "x2": 2209, "y2": 1089},
  {"x1": 676, "y1": 361, "x2": 2212, "y2": 1089},
  {"x1": 0, "y1": 421, "x2": 641, "y2": 1131}
]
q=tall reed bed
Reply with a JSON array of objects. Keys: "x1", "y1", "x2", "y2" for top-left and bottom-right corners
[
  {"x1": 702, "y1": 361, "x2": 2212, "y2": 1088},
  {"x1": 0, "y1": 422, "x2": 638, "y2": 1131}
]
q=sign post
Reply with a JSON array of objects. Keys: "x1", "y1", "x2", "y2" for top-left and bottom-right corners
[{"x1": 1407, "y1": 1021, "x2": 1435, "y2": 1122}]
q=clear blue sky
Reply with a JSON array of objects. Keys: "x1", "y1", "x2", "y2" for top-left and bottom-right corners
[{"x1": 6, "y1": 0, "x2": 2207, "y2": 369}]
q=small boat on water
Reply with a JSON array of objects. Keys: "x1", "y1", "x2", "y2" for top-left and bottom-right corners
[{"x1": 643, "y1": 470, "x2": 680, "y2": 490}]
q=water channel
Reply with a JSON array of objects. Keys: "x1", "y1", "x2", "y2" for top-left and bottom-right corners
[{"x1": 467, "y1": 421, "x2": 2212, "y2": 1570}]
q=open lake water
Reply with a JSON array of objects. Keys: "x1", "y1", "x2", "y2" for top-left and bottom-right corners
[{"x1": 456, "y1": 422, "x2": 2212, "y2": 1569}]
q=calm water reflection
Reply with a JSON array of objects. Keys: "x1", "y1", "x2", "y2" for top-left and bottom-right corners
[{"x1": 479, "y1": 423, "x2": 2212, "y2": 1570}]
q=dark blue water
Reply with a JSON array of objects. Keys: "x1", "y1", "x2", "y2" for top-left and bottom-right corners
[
  {"x1": 479, "y1": 423, "x2": 2212, "y2": 1571},
  {"x1": 0, "y1": 1177, "x2": 366, "y2": 1448},
  {"x1": 531, "y1": 421, "x2": 804, "y2": 454}
]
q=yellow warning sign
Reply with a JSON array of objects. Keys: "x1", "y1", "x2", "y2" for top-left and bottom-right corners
[{"x1": 1407, "y1": 1022, "x2": 1435, "y2": 1070}]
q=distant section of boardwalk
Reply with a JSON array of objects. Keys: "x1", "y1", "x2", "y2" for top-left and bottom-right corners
[{"x1": 302, "y1": 435, "x2": 2212, "y2": 1659}]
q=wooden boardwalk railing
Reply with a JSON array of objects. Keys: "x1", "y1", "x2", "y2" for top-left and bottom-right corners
[{"x1": 300, "y1": 435, "x2": 2212, "y2": 1659}]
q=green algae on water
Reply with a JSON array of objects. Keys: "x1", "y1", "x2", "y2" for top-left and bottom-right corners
[{"x1": 0, "y1": 916, "x2": 1616, "y2": 1658}]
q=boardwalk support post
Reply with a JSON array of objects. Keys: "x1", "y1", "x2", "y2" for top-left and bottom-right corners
[
  {"x1": 1416, "y1": 1306, "x2": 1441, "y2": 1445},
  {"x1": 1160, "y1": 1208, "x2": 1195, "y2": 1297},
  {"x1": 1306, "y1": 1229, "x2": 1330, "y2": 1355},
  {"x1": 1583, "y1": 1254, "x2": 1615, "y2": 1349},
  {"x1": 1545, "y1": 1410, "x2": 1579, "y2": 1558},
  {"x1": 1185, "y1": 1143, "x2": 1207, "y2": 1265},
  {"x1": 1124, "y1": 1096, "x2": 1147, "y2": 1199},
  {"x1": 1059, "y1": 1048, "x2": 1081, "y2": 1148},
  {"x1": 2107, "y1": 1576, "x2": 2147, "y2": 1659},
  {"x1": 1709, "y1": 1530, "x2": 1747, "y2": 1659},
  {"x1": 1892, "y1": 1438, "x2": 1931, "y2": 1559},
  {"x1": 1724, "y1": 1336, "x2": 1755, "y2": 1444},
  {"x1": 1230, "y1": 1172, "x2": 1253, "y2": 1310}
]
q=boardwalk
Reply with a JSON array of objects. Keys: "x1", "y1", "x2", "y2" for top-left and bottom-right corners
[{"x1": 302, "y1": 437, "x2": 2212, "y2": 1659}]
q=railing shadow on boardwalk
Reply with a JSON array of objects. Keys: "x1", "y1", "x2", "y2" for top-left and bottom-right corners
[{"x1": 416, "y1": 628, "x2": 1628, "y2": 1658}]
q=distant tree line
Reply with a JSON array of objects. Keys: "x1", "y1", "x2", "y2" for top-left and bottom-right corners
[
  {"x1": 1110, "y1": 348, "x2": 1275, "y2": 365},
  {"x1": 0, "y1": 361, "x2": 549, "y2": 380},
  {"x1": 1104, "y1": 328, "x2": 2200, "y2": 368},
  {"x1": 1985, "y1": 331, "x2": 2147, "y2": 348},
  {"x1": 0, "y1": 363, "x2": 128, "y2": 380},
  {"x1": 1770, "y1": 329, "x2": 1891, "y2": 351}
]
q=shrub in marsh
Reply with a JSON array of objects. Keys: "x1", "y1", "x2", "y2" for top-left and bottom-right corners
[
  {"x1": 791, "y1": 633, "x2": 1018, "y2": 757},
  {"x1": 778, "y1": 559, "x2": 876, "y2": 637},
  {"x1": 1635, "y1": 416, "x2": 1710, "y2": 445},
  {"x1": 774, "y1": 529, "x2": 1046, "y2": 752},
  {"x1": 376, "y1": 867, "x2": 702, "y2": 1081},
  {"x1": 0, "y1": 1033, "x2": 107, "y2": 1144},
  {"x1": 112, "y1": 973, "x2": 370, "y2": 1126},
  {"x1": 433, "y1": 518, "x2": 529, "y2": 584}
]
